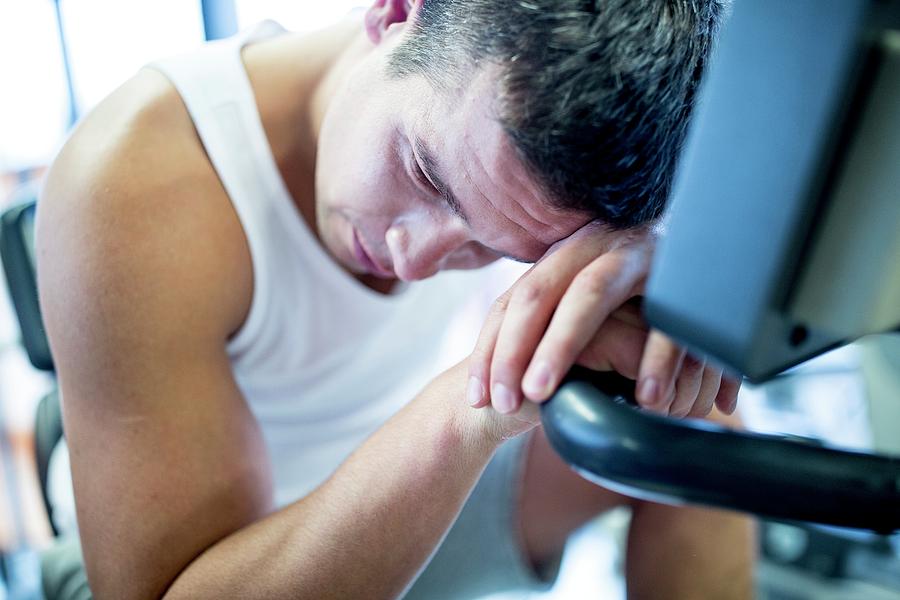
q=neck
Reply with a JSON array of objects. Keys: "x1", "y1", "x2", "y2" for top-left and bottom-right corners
[{"x1": 242, "y1": 17, "x2": 401, "y2": 295}]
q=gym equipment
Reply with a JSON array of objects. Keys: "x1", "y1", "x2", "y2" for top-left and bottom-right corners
[
  {"x1": 541, "y1": 0, "x2": 900, "y2": 533},
  {"x1": 1, "y1": 195, "x2": 63, "y2": 537}
]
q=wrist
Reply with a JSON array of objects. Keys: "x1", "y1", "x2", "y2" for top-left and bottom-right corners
[
  {"x1": 423, "y1": 361, "x2": 504, "y2": 455},
  {"x1": 449, "y1": 396, "x2": 505, "y2": 454},
  {"x1": 443, "y1": 382, "x2": 542, "y2": 452}
]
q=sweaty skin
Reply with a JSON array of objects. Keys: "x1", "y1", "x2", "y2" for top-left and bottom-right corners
[{"x1": 37, "y1": 1, "x2": 753, "y2": 598}]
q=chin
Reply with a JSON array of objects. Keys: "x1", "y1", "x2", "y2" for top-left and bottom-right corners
[{"x1": 319, "y1": 225, "x2": 352, "y2": 270}]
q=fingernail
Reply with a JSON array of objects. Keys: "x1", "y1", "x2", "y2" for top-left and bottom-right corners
[
  {"x1": 492, "y1": 382, "x2": 516, "y2": 414},
  {"x1": 637, "y1": 377, "x2": 659, "y2": 406},
  {"x1": 523, "y1": 361, "x2": 552, "y2": 398},
  {"x1": 467, "y1": 376, "x2": 484, "y2": 407}
]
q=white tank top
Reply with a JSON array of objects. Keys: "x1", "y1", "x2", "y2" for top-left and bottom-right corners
[{"x1": 144, "y1": 21, "x2": 525, "y2": 508}]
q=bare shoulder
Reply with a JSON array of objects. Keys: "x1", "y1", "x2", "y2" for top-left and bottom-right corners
[
  {"x1": 36, "y1": 73, "x2": 272, "y2": 600},
  {"x1": 37, "y1": 67, "x2": 252, "y2": 343}
]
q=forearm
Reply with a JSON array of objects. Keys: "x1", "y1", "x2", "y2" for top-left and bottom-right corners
[{"x1": 164, "y1": 379, "x2": 499, "y2": 599}]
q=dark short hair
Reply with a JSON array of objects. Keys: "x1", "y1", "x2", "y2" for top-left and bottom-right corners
[{"x1": 389, "y1": 0, "x2": 726, "y2": 229}]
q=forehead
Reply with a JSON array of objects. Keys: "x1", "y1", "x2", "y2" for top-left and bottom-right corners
[{"x1": 402, "y1": 65, "x2": 591, "y2": 256}]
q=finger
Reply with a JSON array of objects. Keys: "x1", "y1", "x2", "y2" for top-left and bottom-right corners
[
  {"x1": 608, "y1": 301, "x2": 645, "y2": 328},
  {"x1": 636, "y1": 331, "x2": 686, "y2": 413},
  {"x1": 488, "y1": 278, "x2": 557, "y2": 414},
  {"x1": 467, "y1": 290, "x2": 512, "y2": 408},
  {"x1": 687, "y1": 364, "x2": 724, "y2": 418},
  {"x1": 668, "y1": 355, "x2": 706, "y2": 417},
  {"x1": 576, "y1": 315, "x2": 649, "y2": 379},
  {"x1": 520, "y1": 249, "x2": 648, "y2": 402},
  {"x1": 488, "y1": 232, "x2": 616, "y2": 414},
  {"x1": 714, "y1": 374, "x2": 743, "y2": 415}
]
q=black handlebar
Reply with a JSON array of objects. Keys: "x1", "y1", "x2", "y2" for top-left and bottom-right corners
[{"x1": 540, "y1": 368, "x2": 900, "y2": 533}]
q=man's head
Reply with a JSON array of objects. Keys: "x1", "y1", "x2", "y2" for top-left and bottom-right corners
[
  {"x1": 314, "y1": 0, "x2": 724, "y2": 282},
  {"x1": 389, "y1": 0, "x2": 725, "y2": 228}
]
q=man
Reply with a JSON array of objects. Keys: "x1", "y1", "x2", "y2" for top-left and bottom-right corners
[{"x1": 37, "y1": 0, "x2": 754, "y2": 598}]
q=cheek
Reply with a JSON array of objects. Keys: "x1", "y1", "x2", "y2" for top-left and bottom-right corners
[
  {"x1": 317, "y1": 105, "x2": 403, "y2": 219},
  {"x1": 445, "y1": 242, "x2": 503, "y2": 271}
]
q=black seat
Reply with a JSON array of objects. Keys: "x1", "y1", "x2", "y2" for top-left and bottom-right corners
[
  {"x1": 1, "y1": 194, "x2": 64, "y2": 537},
  {"x1": 1, "y1": 197, "x2": 53, "y2": 372}
]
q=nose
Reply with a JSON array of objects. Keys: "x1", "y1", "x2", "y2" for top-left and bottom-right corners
[{"x1": 385, "y1": 216, "x2": 470, "y2": 281}]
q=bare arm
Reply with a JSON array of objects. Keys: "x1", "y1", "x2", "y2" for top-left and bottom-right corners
[
  {"x1": 37, "y1": 70, "x2": 514, "y2": 600},
  {"x1": 167, "y1": 361, "x2": 498, "y2": 600}
]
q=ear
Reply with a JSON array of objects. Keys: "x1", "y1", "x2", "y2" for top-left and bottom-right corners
[{"x1": 365, "y1": 0, "x2": 422, "y2": 44}]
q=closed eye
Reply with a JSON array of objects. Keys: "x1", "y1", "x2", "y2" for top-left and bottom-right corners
[
  {"x1": 410, "y1": 136, "x2": 470, "y2": 225},
  {"x1": 406, "y1": 137, "x2": 536, "y2": 263},
  {"x1": 411, "y1": 153, "x2": 438, "y2": 195}
]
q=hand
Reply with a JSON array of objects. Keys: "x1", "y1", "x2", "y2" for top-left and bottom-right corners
[{"x1": 466, "y1": 221, "x2": 741, "y2": 418}]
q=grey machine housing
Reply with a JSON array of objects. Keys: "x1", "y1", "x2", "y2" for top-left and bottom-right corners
[{"x1": 644, "y1": 0, "x2": 900, "y2": 382}]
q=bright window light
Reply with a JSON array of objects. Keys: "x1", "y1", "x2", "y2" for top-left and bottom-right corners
[
  {"x1": 0, "y1": 1, "x2": 69, "y2": 171},
  {"x1": 236, "y1": 1, "x2": 366, "y2": 33},
  {"x1": 60, "y1": 0, "x2": 205, "y2": 112}
]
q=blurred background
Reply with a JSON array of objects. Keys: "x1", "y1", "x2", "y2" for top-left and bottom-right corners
[{"x1": 1, "y1": 1, "x2": 899, "y2": 599}]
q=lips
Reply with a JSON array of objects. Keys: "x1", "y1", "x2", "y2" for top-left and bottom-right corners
[{"x1": 353, "y1": 228, "x2": 393, "y2": 278}]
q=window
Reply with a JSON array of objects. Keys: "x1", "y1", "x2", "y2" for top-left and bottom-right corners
[
  {"x1": 235, "y1": 1, "x2": 365, "y2": 33},
  {"x1": 61, "y1": 0, "x2": 205, "y2": 111},
  {"x1": 0, "y1": 1, "x2": 69, "y2": 172}
]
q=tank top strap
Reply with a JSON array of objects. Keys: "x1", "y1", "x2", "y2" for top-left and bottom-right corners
[{"x1": 148, "y1": 20, "x2": 294, "y2": 353}]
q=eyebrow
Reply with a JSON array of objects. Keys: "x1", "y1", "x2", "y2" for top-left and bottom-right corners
[{"x1": 413, "y1": 135, "x2": 535, "y2": 265}]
